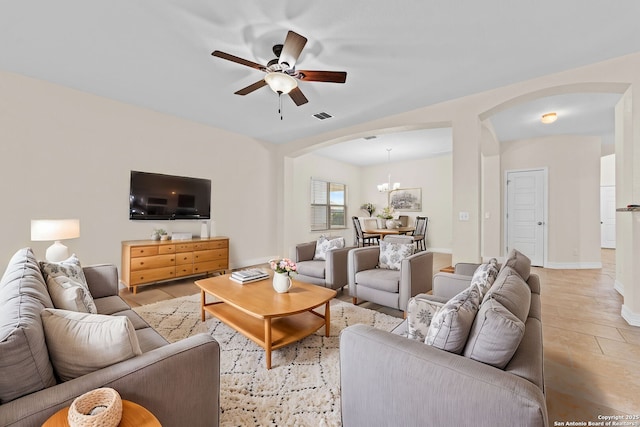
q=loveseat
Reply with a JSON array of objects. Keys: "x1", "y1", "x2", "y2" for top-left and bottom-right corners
[
  {"x1": 0, "y1": 248, "x2": 220, "y2": 427},
  {"x1": 340, "y1": 250, "x2": 547, "y2": 427}
]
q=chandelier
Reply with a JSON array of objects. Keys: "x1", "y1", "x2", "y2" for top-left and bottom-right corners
[{"x1": 377, "y1": 148, "x2": 400, "y2": 192}]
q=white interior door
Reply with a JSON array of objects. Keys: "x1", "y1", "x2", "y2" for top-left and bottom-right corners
[
  {"x1": 600, "y1": 186, "x2": 616, "y2": 248},
  {"x1": 506, "y1": 169, "x2": 546, "y2": 266}
]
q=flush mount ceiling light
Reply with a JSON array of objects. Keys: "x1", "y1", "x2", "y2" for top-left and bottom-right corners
[
  {"x1": 264, "y1": 72, "x2": 298, "y2": 94},
  {"x1": 541, "y1": 112, "x2": 558, "y2": 124}
]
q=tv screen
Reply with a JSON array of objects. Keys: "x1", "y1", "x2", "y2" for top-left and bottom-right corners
[{"x1": 129, "y1": 171, "x2": 211, "y2": 220}]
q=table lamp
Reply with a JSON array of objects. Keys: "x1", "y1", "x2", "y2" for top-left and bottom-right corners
[{"x1": 31, "y1": 219, "x2": 80, "y2": 262}]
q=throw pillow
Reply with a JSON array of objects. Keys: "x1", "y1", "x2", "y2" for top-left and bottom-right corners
[
  {"x1": 406, "y1": 296, "x2": 445, "y2": 341},
  {"x1": 378, "y1": 241, "x2": 414, "y2": 270},
  {"x1": 502, "y1": 248, "x2": 531, "y2": 281},
  {"x1": 483, "y1": 267, "x2": 531, "y2": 323},
  {"x1": 425, "y1": 284, "x2": 482, "y2": 354},
  {"x1": 40, "y1": 254, "x2": 97, "y2": 314},
  {"x1": 470, "y1": 258, "x2": 499, "y2": 299},
  {"x1": 463, "y1": 298, "x2": 526, "y2": 369},
  {"x1": 313, "y1": 236, "x2": 346, "y2": 260},
  {"x1": 41, "y1": 308, "x2": 142, "y2": 382}
]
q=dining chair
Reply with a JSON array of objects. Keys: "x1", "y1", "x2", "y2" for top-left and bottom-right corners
[
  {"x1": 398, "y1": 215, "x2": 409, "y2": 227},
  {"x1": 411, "y1": 216, "x2": 428, "y2": 251},
  {"x1": 352, "y1": 217, "x2": 381, "y2": 247}
]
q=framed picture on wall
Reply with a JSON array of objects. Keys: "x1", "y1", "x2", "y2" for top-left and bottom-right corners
[{"x1": 389, "y1": 188, "x2": 422, "y2": 211}]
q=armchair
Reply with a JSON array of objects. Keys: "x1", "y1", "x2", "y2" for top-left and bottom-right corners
[
  {"x1": 347, "y1": 243, "x2": 433, "y2": 313},
  {"x1": 294, "y1": 241, "x2": 353, "y2": 290}
]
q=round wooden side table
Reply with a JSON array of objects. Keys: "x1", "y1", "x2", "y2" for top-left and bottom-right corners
[{"x1": 42, "y1": 400, "x2": 161, "y2": 427}]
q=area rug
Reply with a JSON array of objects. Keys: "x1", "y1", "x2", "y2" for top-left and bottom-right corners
[{"x1": 133, "y1": 294, "x2": 403, "y2": 427}]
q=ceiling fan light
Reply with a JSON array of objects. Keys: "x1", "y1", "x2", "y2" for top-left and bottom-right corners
[
  {"x1": 265, "y1": 72, "x2": 298, "y2": 94},
  {"x1": 541, "y1": 112, "x2": 558, "y2": 124}
]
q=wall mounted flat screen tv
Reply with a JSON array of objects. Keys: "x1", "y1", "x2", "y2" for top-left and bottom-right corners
[{"x1": 129, "y1": 171, "x2": 211, "y2": 220}]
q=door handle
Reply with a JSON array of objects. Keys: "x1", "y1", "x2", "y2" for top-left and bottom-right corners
[{"x1": 537, "y1": 222, "x2": 543, "y2": 226}]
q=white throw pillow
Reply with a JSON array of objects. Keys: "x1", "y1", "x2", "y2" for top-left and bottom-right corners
[
  {"x1": 313, "y1": 236, "x2": 345, "y2": 260},
  {"x1": 41, "y1": 308, "x2": 142, "y2": 382},
  {"x1": 378, "y1": 241, "x2": 414, "y2": 270},
  {"x1": 406, "y1": 296, "x2": 444, "y2": 341},
  {"x1": 425, "y1": 284, "x2": 482, "y2": 354},
  {"x1": 40, "y1": 255, "x2": 97, "y2": 314},
  {"x1": 470, "y1": 258, "x2": 499, "y2": 299}
]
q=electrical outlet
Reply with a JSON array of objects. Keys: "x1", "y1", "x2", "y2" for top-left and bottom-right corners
[{"x1": 459, "y1": 211, "x2": 470, "y2": 221}]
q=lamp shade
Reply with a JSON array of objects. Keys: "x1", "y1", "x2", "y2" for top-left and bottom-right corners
[
  {"x1": 31, "y1": 219, "x2": 80, "y2": 241},
  {"x1": 264, "y1": 72, "x2": 298, "y2": 94}
]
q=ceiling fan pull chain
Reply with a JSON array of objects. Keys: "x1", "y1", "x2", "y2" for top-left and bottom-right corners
[{"x1": 278, "y1": 92, "x2": 283, "y2": 120}]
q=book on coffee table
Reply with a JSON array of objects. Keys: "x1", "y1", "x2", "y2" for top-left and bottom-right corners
[{"x1": 230, "y1": 269, "x2": 269, "y2": 284}]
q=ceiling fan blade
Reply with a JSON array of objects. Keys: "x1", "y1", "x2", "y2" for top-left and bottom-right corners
[
  {"x1": 288, "y1": 86, "x2": 308, "y2": 106},
  {"x1": 297, "y1": 70, "x2": 347, "y2": 83},
  {"x1": 279, "y1": 31, "x2": 307, "y2": 69},
  {"x1": 212, "y1": 50, "x2": 265, "y2": 71},
  {"x1": 234, "y1": 79, "x2": 268, "y2": 95}
]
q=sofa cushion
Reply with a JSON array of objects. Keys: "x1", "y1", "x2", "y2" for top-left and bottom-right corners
[
  {"x1": 484, "y1": 267, "x2": 531, "y2": 323},
  {"x1": 470, "y1": 258, "x2": 499, "y2": 298},
  {"x1": 40, "y1": 255, "x2": 97, "y2": 314},
  {"x1": 355, "y1": 268, "x2": 400, "y2": 293},
  {"x1": 313, "y1": 236, "x2": 345, "y2": 260},
  {"x1": 41, "y1": 308, "x2": 142, "y2": 382},
  {"x1": 501, "y1": 248, "x2": 531, "y2": 281},
  {"x1": 378, "y1": 241, "x2": 414, "y2": 270},
  {"x1": 406, "y1": 295, "x2": 445, "y2": 341},
  {"x1": 425, "y1": 284, "x2": 481, "y2": 354},
  {"x1": 0, "y1": 248, "x2": 57, "y2": 404},
  {"x1": 464, "y1": 298, "x2": 525, "y2": 369},
  {"x1": 296, "y1": 260, "x2": 326, "y2": 279}
]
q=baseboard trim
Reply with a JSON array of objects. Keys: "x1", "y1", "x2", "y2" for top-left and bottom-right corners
[
  {"x1": 544, "y1": 262, "x2": 603, "y2": 269},
  {"x1": 621, "y1": 305, "x2": 640, "y2": 327},
  {"x1": 614, "y1": 280, "x2": 624, "y2": 296},
  {"x1": 231, "y1": 256, "x2": 274, "y2": 270}
]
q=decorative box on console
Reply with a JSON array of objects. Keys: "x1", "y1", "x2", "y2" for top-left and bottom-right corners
[{"x1": 172, "y1": 232, "x2": 192, "y2": 240}]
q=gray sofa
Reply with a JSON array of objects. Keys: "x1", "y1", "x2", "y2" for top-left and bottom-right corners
[
  {"x1": 340, "y1": 252, "x2": 547, "y2": 427},
  {"x1": 0, "y1": 248, "x2": 220, "y2": 427},
  {"x1": 294, "y1": 241, "x2": 353, "y2": 290}
]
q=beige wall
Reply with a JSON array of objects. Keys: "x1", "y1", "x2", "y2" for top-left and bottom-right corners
[
  {"x1": 601, "y1": 154, "x2": 616, "y2": 186},
  {"x1": 283, "y1": 152, "x2": 453, "y2": 255},
  {"x1": 0, "y1": 70, "x2": 279, "y2": 269},
  {"x1": 501, "y1": 135, "x2": 602, "y2": 267}
]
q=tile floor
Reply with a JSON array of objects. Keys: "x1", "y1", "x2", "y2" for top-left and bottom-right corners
[{"x1": 120, "y1": 249, "x2": 640, "y2": 423}]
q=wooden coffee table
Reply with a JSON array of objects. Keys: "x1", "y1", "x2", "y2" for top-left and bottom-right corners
[{"x1": 195, "y1": 273, "x2": 337, "y2": 369}]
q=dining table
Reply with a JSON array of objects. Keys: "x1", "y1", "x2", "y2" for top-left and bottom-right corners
[{"x1": 363, "y1": 226, "x2": 415, "y2": 236}]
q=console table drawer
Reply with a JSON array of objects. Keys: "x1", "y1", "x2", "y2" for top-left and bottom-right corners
[
  {"x1": 194, "y1": 260, "x2": 227, "y2": 274},
  {"x1": 175, "y1": 243, "x2": 195, "y2": 253},
  {"x1": 130, "y1": 254, "x2": 176, "y2": 271},
  {"x1": 175, "y1": 252, "x2": 194, "y2": 265},
  {"x1": 130, "y1": 267, "x2": 176, "y2": 285},
  {"x1": 131, "y1": 246, "x2": 159, "y2": 258},
  {"x1": 175, "y1": 265, "x2": 194, "y2": 277},
  {"x1": 193, "y1": 249, "x2": 226, "y2": 263},
  {"x1": 158, "y1": 244, "x2": 176, "y2": 254}
]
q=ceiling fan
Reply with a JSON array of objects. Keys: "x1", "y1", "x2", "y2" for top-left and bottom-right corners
[{"x1": 211, "y1": 30, "x2": 347, "y2": 107}]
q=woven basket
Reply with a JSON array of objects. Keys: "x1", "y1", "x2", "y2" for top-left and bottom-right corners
[{"x1": 68, "y1": 388, "x2": 122, "y2": 427}]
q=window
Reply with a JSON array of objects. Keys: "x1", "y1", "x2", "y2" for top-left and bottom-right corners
[{"x1": 311, "y1": 178, "x2": 347, "y2": 231}]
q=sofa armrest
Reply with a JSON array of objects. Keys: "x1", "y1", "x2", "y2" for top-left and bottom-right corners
[
  {"x1": 454, "y1": 262, "x2": 480, "y2": 276},
  {"x1": 348, "y1": 247, "x2": 380, "y2": 289},
  {"x1": 399, "y1": 251, "x2": 433, "y2": 311},
  {"x1": 432, "y1": 272, "x2": 473, "y2": 299},
  {"x1": 324, "y1": 246, "x2": 354, "y2": 289},
  {"x1": 340, "y1": 325, "x2": 547, "y2": 427},
  {"x1": 1, "y1": 334, "x2": 220, "y2": 427},
  {"x1": 83, "y1": 264, "x2": 119, "y2": 298},
  {"x1": 295, "y1": 241, "x2": 316, "y2": 263}
]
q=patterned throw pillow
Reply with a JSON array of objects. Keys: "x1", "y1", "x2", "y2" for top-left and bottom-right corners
[
  {"x1": 425, "y1": 284, "x2": 482, "y2": 354},
  {"x1": 313, "y1": 236, "x2": 346, "y2": 260},
  {"x1": 378, "y1": 241, "x2": 414, "y2": 270},
  {"x1": 40, "y1": 254, "x2": 97, "y2": 314},
  {"x1": 470, "y1": 258, "x2": 499, "y2": 299},
  {"x1": 406, "y1": 296, "x2": 445, "y2": 341}
]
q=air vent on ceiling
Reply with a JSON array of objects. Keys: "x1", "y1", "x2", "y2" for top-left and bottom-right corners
[
  {"x1": 313, "y1": 112, "x2": 333, "y2": 120},
  {"x1": 363, "y1": 136, "x2": 377, "y2": 140}
]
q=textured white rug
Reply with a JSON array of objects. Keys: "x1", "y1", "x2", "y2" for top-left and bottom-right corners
[{"x1": 134, "y1": 294, "x2": 402, "y2": 427}]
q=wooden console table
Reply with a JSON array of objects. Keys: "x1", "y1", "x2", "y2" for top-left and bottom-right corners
[{"x1": 121, "y1": 237, "x2": 229, "y2": 294}]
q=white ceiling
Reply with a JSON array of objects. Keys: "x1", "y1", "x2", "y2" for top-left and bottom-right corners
[{"x1": 1, "y1": 1, "x2": 638, "y2": 165}]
